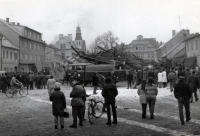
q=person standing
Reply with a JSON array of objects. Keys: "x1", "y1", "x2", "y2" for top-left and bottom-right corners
[
  {"x1": 137, "y1": 80, "x2": 147, "y2": 118},
  {"x1": 132, "y1": 70, "x2": 137, "y2": 89},
  {"x1": 188, "y1": 71, "x2": 199, "y2": 103},
  {"x1": 92, "y1": 73, "x2": 99, "y2": 94},
  {"x1": 168, "y1": 68, "x2": 177, "y2": 92},
  {"x1": 102, "y1": 77, "x2": 118, "y2": 125},
  {"x1": 137, "y1": 69, "x2": 143, "y2": 85},
  {"x1": 148, "y1": 69, "x2": 155, "y2": 81},
  {"x1": 0, "y1": 74, "x2": 8, "y2": 93},
  {"x1": 162, "y1": 69, "x2": 167, "y2": 88},
  {"x1": 185, "y1": 68, "x2": 191, "y2": 83},
  {"x1": 47, "y1": 76, "x2": 56, "y2": 96},
  {"x1": 126, "y1": 71, "x2": 133, "y2": 89},
  {"x1": 157, "y1": 70, "x2": 163, "y2": 88},
  {"x1": 174, "y1": 76, "x2": 192, "y2": 125},
  {"x1": 50, "y1": 82, "x2": 66, "y2": 129},
  {"x1": 146, "y1": 77, "x2": 158, "y2": 119},
  {"x1": 29, "y1": 73, "x2": 34, "y2": 90},
  {"x1": 143, "y1": 69, "x2": 148, "y2": 81},
  {"x1": 69, "y1": 80, "x2": 85, "y2": 128},
  {"x1": 98, "y1": 72, "x2": 105, "y2": 90}
]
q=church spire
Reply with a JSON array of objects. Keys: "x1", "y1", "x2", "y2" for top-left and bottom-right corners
[{"x1": 75, "y1": 24, "x2": 82, "y2": 40}]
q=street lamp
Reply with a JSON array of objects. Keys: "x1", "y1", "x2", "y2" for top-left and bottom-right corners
[{"x1": 0, "y1": 33, "x2": 3, "y2": 71}]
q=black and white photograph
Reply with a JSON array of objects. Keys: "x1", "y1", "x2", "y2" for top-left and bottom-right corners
[{"x1": 0, "y1": 0, "x2": 200, "y2": 135}]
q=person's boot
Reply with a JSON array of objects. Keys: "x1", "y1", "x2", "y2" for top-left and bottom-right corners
[
  {"x1": 69, "y1": 124, "x2": 77, "y2": 128},
  {"x1": 55, "y1": 125, "x2": 58, "y2": 129}
]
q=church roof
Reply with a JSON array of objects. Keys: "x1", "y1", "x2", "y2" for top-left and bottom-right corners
[{"x1": 129, "y1": 38, "x2": 159, "y2": 47}]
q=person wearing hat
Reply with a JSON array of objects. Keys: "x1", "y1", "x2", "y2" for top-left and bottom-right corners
[
  {"x1": 47, "y1": 75, "x2": 56, "y2": 96},
  {"x1": 174, "y1": 76, "x2": 192, "y2": 125},
  {"x1": 188, "y1": 70, "x2": 199, "y2": 103},
  {"x1": 69, "y1": 79, "x2": 85, "y2": 128},
  {"x1": 50, "y1": 82, "x2": 66, "y2": 129}
]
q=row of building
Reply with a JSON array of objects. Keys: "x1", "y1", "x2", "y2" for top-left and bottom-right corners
[
  {"x1": 123, "y1": 29, "x2": 199, "y2": 68},
  {"x1": 0, "y1": 17, "x2": 199, "y2": 73},
  {"x1": 0, "y1": 17, "x2": 86, "y2": 73}
]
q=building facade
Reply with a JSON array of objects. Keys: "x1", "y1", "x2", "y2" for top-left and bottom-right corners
[
  {"x1": 184, "y1": 33, "x2": 200, "y2": 67},
  {"x1": 126, "y1": 35, "x2": 159, "y2": 61},
  {"x1": 157, "y1": 29, "x2": 190, "y2": 62},
  {"x1": 1, "y1": 36, "x2": 19, "y2": 72},
  {"x1": 55, "y1": 25, "x2": 86, "y2": 60},
  {"x1": 0, "y1": 18, "x2": 46, "y2": 73}
]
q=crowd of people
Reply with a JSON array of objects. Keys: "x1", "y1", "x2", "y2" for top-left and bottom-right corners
[{"x1": 0, "y1": 72, "x2": 50, "y2": 93}]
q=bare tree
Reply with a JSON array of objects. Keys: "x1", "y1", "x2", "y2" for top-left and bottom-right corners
[
  {"x1": 95, "y1": 31, "x2": 119, "y2": 50},
  {"x1": 87, "y1": 41, "x2": 97, "y2": 53}
]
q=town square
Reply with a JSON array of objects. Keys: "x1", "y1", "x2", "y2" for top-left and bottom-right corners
[{"x1": 0, "y1": 0, "x2": 200, "y2": 136}]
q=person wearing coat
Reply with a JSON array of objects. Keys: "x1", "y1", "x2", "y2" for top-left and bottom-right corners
[
  {"x1": 0, "y1": 74, "x2": 8, "y2": 93},
  {"x1": 69, "y1": 80, "x2": 85, "y2": 128},
  {"x1": 188, "y1": 70, "x2": 199, "y2": 102},
  {"x1": 162, "y1": 69, "x2": 167, "y2": 88},
  {"x1": 47, "y1": 76, "x2": 56, "y2": 96},
  {"x1": 168, "y1": 68, "x2": 177, "y2": 92},
  {"x1": 174, "y1": 76, "x2": 192, "y2": 125},
  {"x1": 92, "y1": 73, "x2": 99, "y2": 94},
  {"x1": 157, "y1": 70, "x2": 163, "y2": 88},
  {"x1": 132, "y1": 70, "x2": 137, "y2": 89},
  {"x1": 146, "y1": 77, "x2": 158, "y2": 119},
  {"x1": 126, "y1": 71, "x2": 133, "y2": 89},
  {"x1": 137, "y1": 79, "x2": 147, "y2": 118},
  {"x1": 50, "y1": 82, "x2": 66, "y2": 129},
  {"x1": 102, "y1": 77, "x2": 118, "y2": 125}
]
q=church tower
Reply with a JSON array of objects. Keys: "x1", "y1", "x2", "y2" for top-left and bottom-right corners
[{"x1": 74, "y1": 24, "x2": 86, "y2": 52}]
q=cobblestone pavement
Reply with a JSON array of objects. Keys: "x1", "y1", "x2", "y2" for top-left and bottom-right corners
[{"x1": 0, "y1": 82, "x2": 200, "y2": 136}]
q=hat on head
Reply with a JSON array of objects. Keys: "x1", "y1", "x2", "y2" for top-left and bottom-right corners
[{"x1": 54, "y1": 82, "x2": 61, "y2": 89}]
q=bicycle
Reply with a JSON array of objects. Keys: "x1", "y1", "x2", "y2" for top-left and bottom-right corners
[
  {"x1": 87, "y1": 95, "x2": 107, "y2": 124},
  {"x1": 5, "y1": 83, "x2": 28, "y2": 98}
]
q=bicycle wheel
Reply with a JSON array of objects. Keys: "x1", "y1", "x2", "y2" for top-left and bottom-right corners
[
  {"x1": 19, "y1": 88, "x2": 28, "y2": 97},
  {"x1": 6, "y1": 88, "x2": 14, "y2": 98},
  {"x1": 94, "y1": 101, "x2": 104, "y2": 118},
  {"x1": 88, "y1": 105, "x2": 95, "y2": 124}
]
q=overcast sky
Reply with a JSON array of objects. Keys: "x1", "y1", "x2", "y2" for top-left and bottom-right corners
[{"x1": 1, "y1": 0, "x2": 200, "y2": 48}]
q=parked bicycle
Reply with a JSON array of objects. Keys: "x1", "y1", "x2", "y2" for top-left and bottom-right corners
[
  {"x1": 5, "y1": 83, "x2": 28, "y2": 98},
  {"x1": 87, "y1": 95, "x2": 107, "y2": 124}
]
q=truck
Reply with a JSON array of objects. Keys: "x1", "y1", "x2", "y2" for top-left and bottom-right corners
[{"x1": 66, "y1": 63, "x2": 127, "y2": 86}]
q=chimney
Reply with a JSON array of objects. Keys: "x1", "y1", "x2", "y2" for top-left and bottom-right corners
[
  {"x1": 59, "y1": 34, "x2": 63, "y2": 39},
  {"x1": 172, "y1": 30, "x2": 176, "y2": 37},
  {"x1": 6, "y1": 18, "x2": 9, "y2": 23},
  {"x1": 68, "y1": 34, "x2": 73, "y2": 41},
  {"x1": 17, "y1": 23, "x2": 20, "y2": 26}
]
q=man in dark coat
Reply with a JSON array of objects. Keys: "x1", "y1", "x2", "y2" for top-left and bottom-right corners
[
  {"x1": 69, "y1": 80, "x2": 85, "y2": 128},
  {"x1": 102, "y1": 77, "x2": 118, "y2": 125},
  {"x1": 178, "y1": 67, "x2": 185, "y2": 78},
  {"x1": 174, "y1": 76, "x2": 192, "y2": 125},
  {"x1": 50, "y1": 82, "x2": 66, "y2": 129},
  {"x1": 168, "y1": 68, "x2": 177, "y2": 92},
  {"x1": 0, "y1": 74, "x2": 8, "y2": 93},
  {"x1": 188, "y1": 70, "x2": 199, "y2": 102},
  {"x1": 92, "y1": 73, "x2": 99, "y2": 94},
  {"x1": 137, "y1": 69, "x2": 143, "y2": 85},
  {"x1": 126, "y1": 71, "x2": 133, "y2": 89}
]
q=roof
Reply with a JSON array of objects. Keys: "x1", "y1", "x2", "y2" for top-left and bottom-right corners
[
  {"x1": 161, "y1": 42, "x2": 184, "y2": 58},
  {"x1": 157, "y1": 29, "x2": 188, "y2": 50},
  {"x1": 129, "y1": 38, "x2": 159, "y2": 48},
  {"x1": 47, "y1": 44, "x2": 59, "y2": 49},
  {"x1": 184, "y1": 57, "x2": 197, "y2": 67},
  {"x1": 2, "y1": 37, "x2": 19, "y2": 49},
  {"x1": 184, "y1": 33, "x2": 200, "y2": 41}
]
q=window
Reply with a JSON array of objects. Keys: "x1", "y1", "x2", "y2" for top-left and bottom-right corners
[
  {"x1": 151, "y1": 54, "x2": 154, "y2": 58},
  {"x1": 148, "y1": 54, "x2": 150, "y2": 58},
  {"x1": 3, "y1": 51, "x2": 5, "y2": 58},
  {"x1": 187, "y1": 43, "x2": 189, "y2": 51},
  {"x1": 25, "y1": 54, "x2": 28, "y2": 60},
  {"x1": 61, "y1": 44, "x2": 66, "y2": 49},
  {"x1": 62, "y1": 53, "x2": 65, "y2": 59},
  {"x1": 37, "y1": 44, "x2": 40, "y2": 50},
  {"x1": 14, "y1": 53, "x2": 18, "y2": 60},
  {"x1": 6, "y1": 51, "x2": 8, "y2": 59},
  {"x1": 33, "y1": 33, "x2": 35, "y2": 39},
  {"x1": 30, "y1": 54, "x2": 33, "y2": 60},
  {"x1": 191, "y1": 41, "x2": 193, "y2": 50},
  {"x1": 20, "y1": 53, "x2": 23, "y2": 60},
  {"x1": 10, "y1": 52, "x2": 12, "y2": 59},
  {"x1": 4, "y1": 67, "x2": 6, "y2": 71},
  {"x1": 141, "y1": 54, "x2": 143, "y2": 58},
  {"x1": 136, "y1": 47, "x2": 138, "y2": 50},
  {"x1": 25, "y1": 29, "x2": 27, "y2": 36},
  {"x1": 29, "y1": 31, "x2": 32, "y2": 37},
  {"x1": 10, "y1": 68, "x2": 12, "y2": 72}
]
